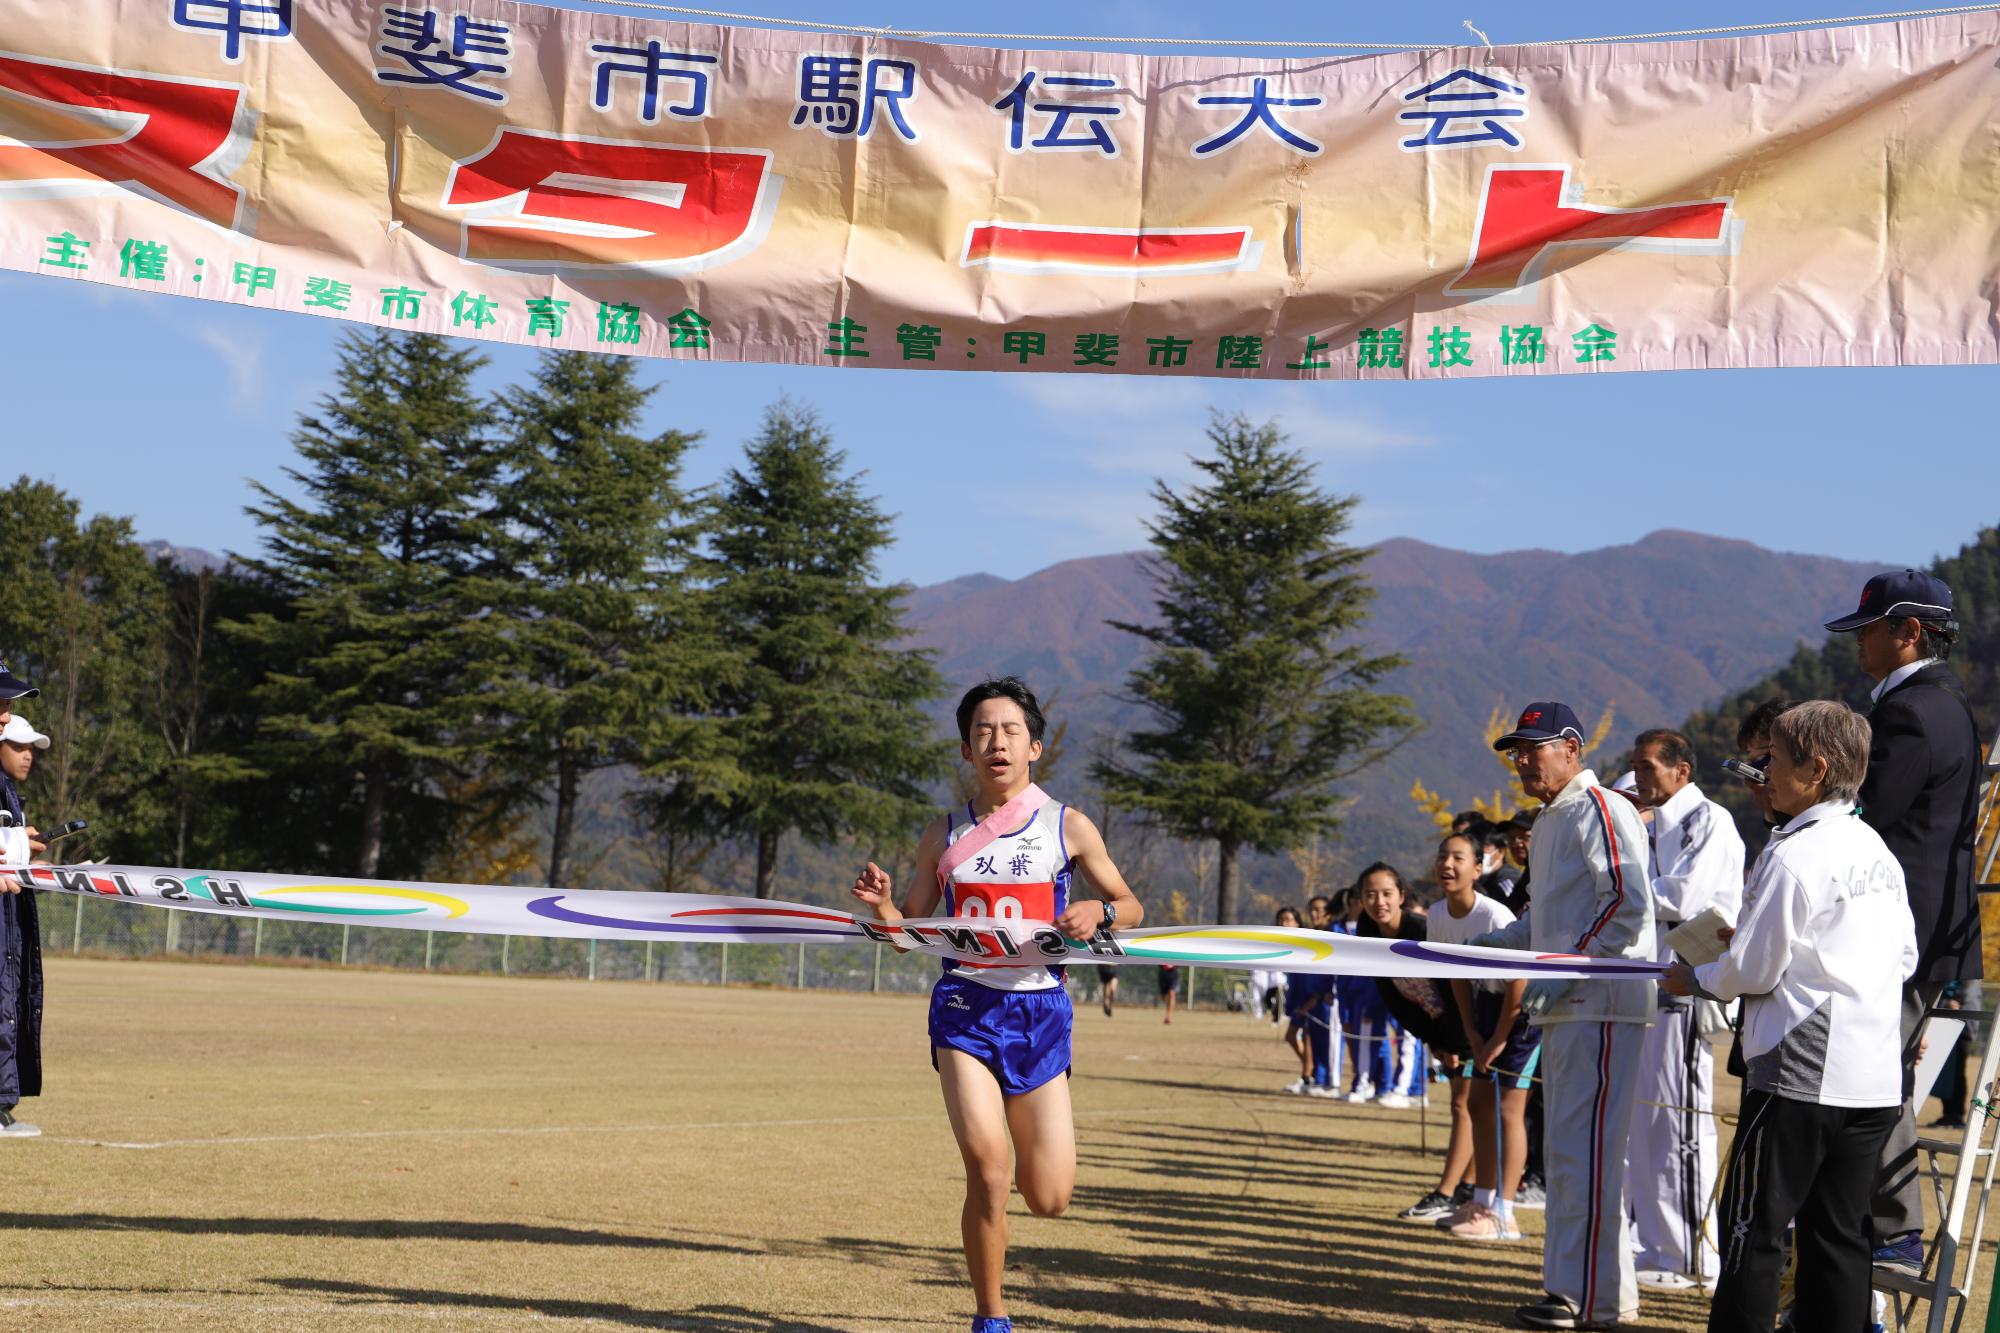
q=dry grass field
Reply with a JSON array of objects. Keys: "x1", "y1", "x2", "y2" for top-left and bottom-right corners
[{"x1": 1, "y1": 958, "x2": 1989, "y2": 1332}]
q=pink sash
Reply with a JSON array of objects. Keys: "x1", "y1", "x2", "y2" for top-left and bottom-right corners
[{"x1": 935, "y1": 784, "x2": 1049, "y2": 887}]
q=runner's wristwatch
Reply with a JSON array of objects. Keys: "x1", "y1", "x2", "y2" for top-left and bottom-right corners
[{"x1": 1099, "y1": 901, "x2": 1117, "y2": 930}]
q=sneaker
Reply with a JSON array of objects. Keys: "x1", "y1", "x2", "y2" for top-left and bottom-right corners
[
  {"x1": 1280, "y1": 1077, "x2": 1312, "y2": 1095},
  {"x1": 1306, "y1": 1083, "x2": 1341, "y2": 1099},
  {"x1": 1514, "y1": 1293, "x2": 1625, "y2": 1330},
  {"x1": 0, "y1": 1107, "x2": 39, "y2": 1139},
  {"x1": 1435, "y1": 1198, "x2": 1484, "y2": 1230},
  {"x1": 1513, "y1": 1180, "x2": 1546, "y2": 1210},
  {"x1": 1448, "y1": 1205, "x2": 1522, "y2": 1242},
  {"x1": 971, "y1": 1319, "x2": 1014, "y2": 1333},
  {"x1": 1374, "y1": 1091, "x2": 1413, "y2": 1109},
  {"x1": 1450, "y1": 1182, "x2": 1475, "y2": 1208},
  {"x1": 1872, "y1": 1230, "x2": 1924, "y2": 1278},
  {"x1": 1341, "y1": 1085, "x2": 1376, "y2": 1103},
  {"x1": 1635, "y1": 1270, "x2": 1698, "y2": 1290},
  {"x1": 1399, "y1": 1190, "x2": 1455, "y2": 1221}
]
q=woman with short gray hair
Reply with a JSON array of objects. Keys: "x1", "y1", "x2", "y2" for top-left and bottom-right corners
[{"x1": 1661, "y1": 699, "x2": 1917, "y2": 1332}]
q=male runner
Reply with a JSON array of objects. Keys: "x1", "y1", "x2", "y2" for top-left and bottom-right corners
[{"x1": 853, "y1": 677, "x2": 1143, "y2": 1333}]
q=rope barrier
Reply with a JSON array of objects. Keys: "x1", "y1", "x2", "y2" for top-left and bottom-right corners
[{"x1": 522, "y1": 0, "x2": 2000, "y2": 51}]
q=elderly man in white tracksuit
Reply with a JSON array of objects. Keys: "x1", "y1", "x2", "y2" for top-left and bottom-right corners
[
  {"x1": 1624, "y1": 730, "x2": 1744, "y2": 1289},
  {"x1": 1477, "y1": 702, "x2": 1656, "y2": 1331}
]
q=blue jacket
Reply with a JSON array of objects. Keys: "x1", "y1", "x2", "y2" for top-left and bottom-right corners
[{"x1": 0, "y1": 775, "x2": 43, "y2": 1103}]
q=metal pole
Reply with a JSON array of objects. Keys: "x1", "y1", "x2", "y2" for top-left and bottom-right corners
[
  {"x1": 71, "y1": 896, "x2": 83, "y2": 953},
  {"x1": 645, "y1": 940, "x2": 655, "y2": 982},
  {"x1": 165, "y1": 912, "x2": 181, "y2": 955},
  {"x1": 719, "y1": 942, "x2": 729, "y2": 985},
  {"x1": 424, "y1": 931, "x2": 434, "y2": 971},
  {"x1": 253, "y1": 917, "x2": 263, "y2": 958},
  {"x1": 340, "y1": 924, "x2": 351, "y2": 966},
  {"x1": 871, "y1": 943, "x2": 882, "y2": 993},
  {"x1": 501, "y1": 934, "x2": 511, "y2": 975},
  {"x1": 589, "y1": 939, "x2": 598, "y2": 981},
  {"x1": 796, "y1": 942, "x2": 806, "y2": 988}
]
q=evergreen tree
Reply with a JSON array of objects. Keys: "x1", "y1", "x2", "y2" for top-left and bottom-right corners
[
  {"x1": 228, "y1": 330, "x2": 503, "y2": 877},
  {"x1": 487, "y1": 350, "x2": 715, "y2": 888},
  {"x1": 664, "y1": 403, "x2": 948, "y2": 898},
  {"x1": 1092, "y1": 414, "x2": 1414, "y2": 924},
  {"x1": 0, "y1": 478, "x2": 167, "y2": 858}
]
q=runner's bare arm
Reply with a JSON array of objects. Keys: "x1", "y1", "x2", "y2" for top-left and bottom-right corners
[
  {"x1": 1054, "y1": 807, "x2": 1143, "y2": 937},
  {"x1": 851, "y1": 817, "x2": 948, "y2": 929}
]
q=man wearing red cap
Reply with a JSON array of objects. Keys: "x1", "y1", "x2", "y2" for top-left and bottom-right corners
[{"x1": 1822, "y1": 569, "x2": 1982, "y2": 1277}]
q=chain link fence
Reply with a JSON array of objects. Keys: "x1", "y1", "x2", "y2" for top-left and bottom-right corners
[{"x1": 33, "y1": 893, "x2": 1244, "y2": 1008}]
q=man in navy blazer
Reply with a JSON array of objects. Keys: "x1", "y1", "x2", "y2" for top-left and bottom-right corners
[{"x1": 1824, "y1": 569, "x2": 1984, "y2": 1277}]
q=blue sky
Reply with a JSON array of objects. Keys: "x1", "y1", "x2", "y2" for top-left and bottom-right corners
[{"x1": 9, "y1": 0, "x2": 1990, "y2": 586}]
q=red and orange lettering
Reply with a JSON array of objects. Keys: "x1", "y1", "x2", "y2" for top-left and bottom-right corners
[
  {"x1": 0, "y1": 52, "x2": 249, "y2": 229},
  {"x1": 440, "y1": 128, "x2": 780, "y2": 271}
]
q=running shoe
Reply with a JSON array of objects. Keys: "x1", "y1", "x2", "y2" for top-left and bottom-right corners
[
  {"x1": 1280, "y1": 1077, "x2": 1312, "y2": 1095},
  {"x1": 1513, "y1": 1179, "x2": 1546, "y2": 1210},
  {"x1": 0, "y1": 1107, "x2": 39, "y2": 1139},
  {"x1": 1514, "y1": 1293, "x2": 1628, "y2": 1329},
  {"x1": 1872, "y1": 1230, "x2": 1924, "y2": 1278},
  {"x1": 1398, "y1": 1190, "x2": 1455, "y2": 1222},
  {"x1": 1374, "y1": 1092, "x2": 1413, "y2": 1109},
  {"x1": 1448, "y1": 1205, "x2": 1522, "y2": 1242}
]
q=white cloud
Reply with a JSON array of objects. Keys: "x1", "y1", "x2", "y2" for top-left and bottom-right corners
[
  {"x1": 191, "y1": 322, "x2": 267, "y2": 416},
  {"x1": 1007, "y1": 373, "x2": 1430, "y2": 480}
]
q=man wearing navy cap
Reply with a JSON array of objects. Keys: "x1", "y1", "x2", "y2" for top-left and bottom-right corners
[
  {"x1": 1475, "y1": 702, "x2": 1655, "y2": 1330},
  {"x1": 0, "y1": 658, "x2": 45, "y2": 1140},
  {"x1": 1824, "y1": 570, "x2": 1983, "y2": 1276}
]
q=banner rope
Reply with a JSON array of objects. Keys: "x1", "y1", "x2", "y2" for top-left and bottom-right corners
[{"x1": 530, "y1": 1, "x2": 2000, "y2": 50}]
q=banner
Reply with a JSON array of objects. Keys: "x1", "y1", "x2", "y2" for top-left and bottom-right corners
[
  {"x1": 20, "y1": 862, "x2": 1666, "y2": 980},
  {"x1": 0, "y1": 3, "x2": 1996, "y2": 379}
]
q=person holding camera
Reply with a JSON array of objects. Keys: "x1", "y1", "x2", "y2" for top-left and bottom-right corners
[
  {"x1": 1662, "y1": 701, "x2": 1916, "y2": 1333},
  {"x1": 0, "y1": 658, "x2": 47, "y2": 1140}
]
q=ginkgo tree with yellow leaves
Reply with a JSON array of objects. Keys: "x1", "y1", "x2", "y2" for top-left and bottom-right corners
[{"x1": 1409, "y1": 702, "x2": 1620, "y2": 832}]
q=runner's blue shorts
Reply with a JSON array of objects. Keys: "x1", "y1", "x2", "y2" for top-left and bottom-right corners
[{"x1": 929, "y1": 976, "x2": 1073, "y2": 1096}]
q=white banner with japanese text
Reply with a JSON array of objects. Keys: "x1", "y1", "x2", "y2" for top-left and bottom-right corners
[
  {"x1": 23, "y1": 862, "x2": 1669, "y2": 979},
  {"x1": 1, "y1": 2, "x2": 1997, "y2": 379}
]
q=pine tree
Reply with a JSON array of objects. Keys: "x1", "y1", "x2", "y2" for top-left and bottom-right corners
[
  {"x1": 487, "y1": 350, "x2": 714, "y2": 888},
  {"x1": 0, "y1": 478, "x2": 166, "y2": 857},
  {"x1": 1092, "y1": 413, "x2": 1414, "y2": 924},
  {"x1": 228, "y1": 330, "x2": 503, "y2": 877},
  {"x1": 664, "y1": 403, "x2": 949, "y2": 898}
]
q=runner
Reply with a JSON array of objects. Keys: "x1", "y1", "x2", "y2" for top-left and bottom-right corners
[{"x1": 852, "y1": 677, "x2": 1144, "y2": 1333}]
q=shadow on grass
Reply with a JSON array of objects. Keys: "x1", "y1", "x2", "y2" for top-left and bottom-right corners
[
  {"x1": 0, "y1": 1211, "x2": 754, "y2": 1253},
  {"x1": 263, "y1": 1278, "x2": 902, "y2": 1331}
]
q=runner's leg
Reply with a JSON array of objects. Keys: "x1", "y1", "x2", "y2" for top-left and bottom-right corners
[
  {"x1": 1006, "y1": 1070, "x2": 1077, "y2": 1218},
  {"x1": 939, "y1": 1048, "x2": 1015, "y2": 1317}
]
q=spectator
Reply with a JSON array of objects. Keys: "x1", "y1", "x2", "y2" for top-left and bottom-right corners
[
  {"x1": 1158, "y1": 964, "x2": 1180, "y2": 1025},
  {"x1": 1452, "y1": 810, "x2": 1484, "y2": 836},
  {"x1": 1500, "y1": 807, "x2": 1544, "y2": 1204},
  {"x1": 1624, "y1": 728, "x2": 1744, "y2": 1290},
  {"x1": 1475, "y1": 701, "x2": 1656, "y2": 1331},
  {"x1": 1474, "y1": 822, "x2": 1519, "y2": 906},
  {"x1": 1274, "y1": 907, "x2": 1318, "y2": 1092},
  {"x1": 1822, "y1": 570, "x2": 1983, "y2": 1275},
  {"x1": 1430, "y1": 830, "x2": 1537, "y2": 1243},
  {"x1": 1342, "y1": 870, "x2": 1400, "y2": 1103},
  {"x1": 1662, "y1": 700, "x2": 1916, "y2": 1333},
  {"x1": 1282, "y1": 900, "x2": 1338, "y2": 1098},
  {"x1": 1734, "y1": 698, "x2": 1797, "y2": 837},
  {"x1": 1096, "y1": 965, "x2": 1118, "y2": 1018},
  {"x1": 0, "y1": 658, "x2": 48, "y2": 1142},
  {"x1": 1354, "y1": 863, "x2": 1462, "y2": 1111}
]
